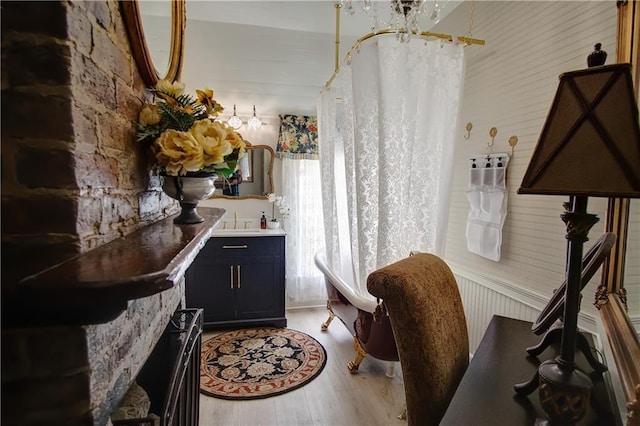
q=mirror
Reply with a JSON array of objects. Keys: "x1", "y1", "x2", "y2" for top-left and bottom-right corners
[
  {"x1": 211, "y1": 144, "x2": 275, "y2": 200},
  {"x1": 597, "y1": 2, "x2": 640, "y2": 421},
  {"x1": 120, "y1": 0, "x2": 186, "y2": 85},
  {"x1": 623, "y1": 199, "x2": 639, "y2": 330}
]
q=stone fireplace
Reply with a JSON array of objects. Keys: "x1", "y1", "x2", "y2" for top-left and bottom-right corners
[
  {"x1": 2, "y1": 282, "x2": 186, "y2": 425},
  {"x1": 1, "y1": 1, "x2": 196, "y2": 424}
]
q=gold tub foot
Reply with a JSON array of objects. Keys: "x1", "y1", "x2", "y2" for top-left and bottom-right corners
[
  {"x1": 321, "y1": 301, "x2": 335, "y2": 331},
  {"x1": 398, "y1": 407, "x2": 407, "y2": 420},
  {"x1": 347, "y1": 337, "x2": 367, "y2": 374}
]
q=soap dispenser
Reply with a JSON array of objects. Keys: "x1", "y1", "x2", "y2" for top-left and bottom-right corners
[{"x1": 260, "y1": 211, "x2": 267, "y2": 229}]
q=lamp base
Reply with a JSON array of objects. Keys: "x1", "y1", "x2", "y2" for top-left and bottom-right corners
[
  {"x1": 538, "y1": 359, "x2": 592, "y2": 425},
  {"x1": 526, "y1": 327, "x2": 607, "y2": 373}
]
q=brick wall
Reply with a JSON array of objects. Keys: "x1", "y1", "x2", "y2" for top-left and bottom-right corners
[
  {"x1": 86, "y1": 281, "x2": 185, "y2": 425},
  {"x1": 1, "y1": 0, "x2": 177, "y2": 258},
  {"x1": 1, "y1": 282, "x2": 185, "y2": 425},
  {"x1": 1, "y1": 1, "x2": 184, "y2": 424}
]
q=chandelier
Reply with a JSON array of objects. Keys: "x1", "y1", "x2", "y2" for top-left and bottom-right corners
[{"x1": 341, "y1": 0, "x2": 448, "y2": 39}]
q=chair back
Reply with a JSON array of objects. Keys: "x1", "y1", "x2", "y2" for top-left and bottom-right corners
[{"x1": 367, "y1": 253, "x2": 469, "y2": 426}]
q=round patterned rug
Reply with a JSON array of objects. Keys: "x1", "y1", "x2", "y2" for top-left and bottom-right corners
[{"x1": 200, "y1": 328, "x2": 327, "y2": 400}]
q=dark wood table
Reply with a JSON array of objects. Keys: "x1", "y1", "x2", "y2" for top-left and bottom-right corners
[{"x1": 440, "y1": 315, "x2": 617, "y2": 425}]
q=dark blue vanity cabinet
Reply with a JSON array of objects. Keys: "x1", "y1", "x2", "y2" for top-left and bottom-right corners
[{"x1": 185, "y1": 235, "x2": 286, "y2": 329}]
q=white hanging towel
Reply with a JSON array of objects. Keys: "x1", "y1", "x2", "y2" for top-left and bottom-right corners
[{"x1": 466, "y1": 153, "x2": 509, "y2": 262}]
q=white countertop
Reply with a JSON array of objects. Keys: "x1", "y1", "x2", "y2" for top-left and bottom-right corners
[{"x1": 211, "y1": 228, "x2": 286, "y2": 237}]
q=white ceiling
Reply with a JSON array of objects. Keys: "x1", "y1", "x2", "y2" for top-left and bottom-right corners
[
  {"x1": 186, "y1": 1, "x2": 378, "y2": 37},
  {"x1": 144, "y1": 1, "x2": 460, "y2": 120}
]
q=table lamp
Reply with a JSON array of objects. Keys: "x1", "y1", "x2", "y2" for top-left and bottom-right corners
[{"x1": 517, "y1": 63, "x2": 640, "y2": 423}]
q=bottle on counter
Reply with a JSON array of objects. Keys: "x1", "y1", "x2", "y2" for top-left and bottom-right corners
[{"x1": 260, "y1": 211, "x2": 267, "y2": 229}]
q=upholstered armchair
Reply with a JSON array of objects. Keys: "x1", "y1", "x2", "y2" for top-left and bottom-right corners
[{"x1": 367, "y1": 253, "x2": 469, "y2": 426}]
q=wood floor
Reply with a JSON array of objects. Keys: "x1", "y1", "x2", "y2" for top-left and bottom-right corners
[{"x1": 199, "y1": 307, "x2": 407, "y2": 426}]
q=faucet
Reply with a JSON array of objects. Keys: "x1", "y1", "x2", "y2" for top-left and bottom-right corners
[{"x1": 234, "y1": 211, "x2": 238, "y2": 229}]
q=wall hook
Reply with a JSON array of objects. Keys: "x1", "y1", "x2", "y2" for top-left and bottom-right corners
[
  {"x1": 464, "y1": 122, "x2": 473, "y2": 139},
  {"x1": 508, "y1": 135, "x2": 519, "y2": 156},
  {"x1": 487, "y1": 127, "x2": 497, "y2": 153}
]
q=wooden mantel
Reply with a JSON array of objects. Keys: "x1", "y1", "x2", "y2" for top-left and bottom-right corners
[{"x1": 1, "y1": 207, "x2": 225, "y2": 328}]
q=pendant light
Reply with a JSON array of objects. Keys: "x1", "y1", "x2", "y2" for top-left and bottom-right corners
[
  {"x1": 227, "y1": 104, "x2": 243, "y2": 130},
  {"x1": 247, "y1": 105, "x2": 262, "y2": 129}
]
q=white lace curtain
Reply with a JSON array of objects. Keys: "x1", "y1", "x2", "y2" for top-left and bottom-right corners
[
  {"x1": 277, "y1": 116, "x2": 327, "y2": 308},
  {"x1": 318, "y1": 37, "x2": 465, "y2": 298},
  {"x1": 281, "y1": 158, "x2": 327, "y2": 308}
]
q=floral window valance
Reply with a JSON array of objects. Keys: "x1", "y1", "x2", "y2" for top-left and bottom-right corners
[{"x1": 276, "y1": 114, "x2": 318, "y2": 160}]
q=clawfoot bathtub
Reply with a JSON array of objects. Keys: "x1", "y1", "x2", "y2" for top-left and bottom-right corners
[{"x1": 314, "y1": 250, "x2": 399, "y2": 374}]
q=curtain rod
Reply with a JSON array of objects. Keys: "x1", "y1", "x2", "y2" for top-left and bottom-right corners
[
  {"x1": 334, "y1": 3, "x2": 341, "y2": 72},
  {"x1": 324, "y1": 29, "x2": 486, "y2": 88}
]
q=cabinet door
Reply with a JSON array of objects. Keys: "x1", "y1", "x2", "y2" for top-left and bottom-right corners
[
  {"x1": 185, "y1": 255, "x2": 236, "y2": 324},
  {"x1": 235, "y1": 254, "x2": 284, "y2": 320}
]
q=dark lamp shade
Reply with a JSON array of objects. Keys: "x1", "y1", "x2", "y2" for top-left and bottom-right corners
[{"x1": 519, "y1": 63, "x2": 640, "y2": 198}]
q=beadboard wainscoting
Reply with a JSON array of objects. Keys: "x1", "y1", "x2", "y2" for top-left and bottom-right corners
[{"x1": 450, "y1": 264, "x2": 599, "y2": 354}]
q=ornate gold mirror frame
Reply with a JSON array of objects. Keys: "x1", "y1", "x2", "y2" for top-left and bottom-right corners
[
  {"x1": 597, "y1": 2, "x2": 640, "y2": 424},
  {"x1": 212, "y1": 145, "x2": 275, "y2": 200},
  {"x1": 120, "y1": 0, "x2": 186, "y2": 86}
]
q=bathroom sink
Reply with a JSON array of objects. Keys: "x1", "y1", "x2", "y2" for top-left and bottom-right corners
[
  {"x1": 213, "y1": 217, "x2": 284, "y2": 236},
  {"x1": 211, "y1": 226, "x2": 285, "y2": 237}
]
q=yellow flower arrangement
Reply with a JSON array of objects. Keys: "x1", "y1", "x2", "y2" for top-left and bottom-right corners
[{"x1": 137, "y1": 79, "x2": 246, "y2": 177}]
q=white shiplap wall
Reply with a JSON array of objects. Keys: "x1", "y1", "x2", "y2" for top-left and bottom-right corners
[{"x1": 433, "y1": 1, "x2": 618, "y2": 341}]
